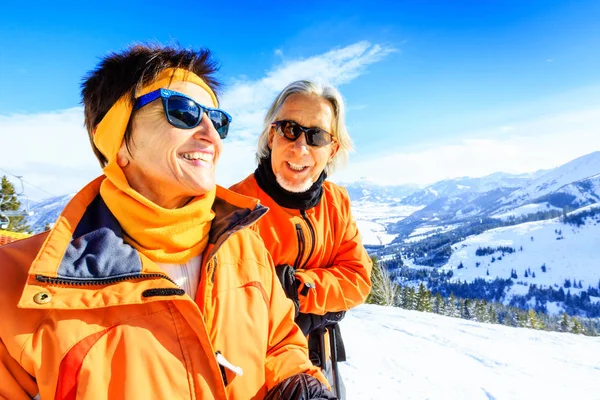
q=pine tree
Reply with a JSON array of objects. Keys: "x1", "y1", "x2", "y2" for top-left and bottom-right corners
[
  {"x1": 445, "y1": 294, "x2": 457, "y2": 317},
  {"x1": 475, "y1": 300, "x2": 489, "y2": 323},
  {"x1": 488, "y1": 305, "x2": 498, "y2": 324},
  {"x1": 416, "y1": 283, "x2": 432, "y2": 312},
  {"x1": 516, "y1": 310, "x2": 529, "y2": 328},
  {"x1": 366, "y1": 256, "x2": 397, "y2": 306},
  {"x1": 560, "y1": 313, "x2": 571, "y2": 333},
  {"x1": 433, "y1": 292, "x2": 444, "y2": 314},
  {"x1": 571, "y1": 317, "x2": 585, "y2": 335},
  {"x1": 461, "y1": 299, "x2": 472, "y2": 320},
  {"x1": 0, "y1": 176, "x2": 30, "y2": 232},
  {"x1": 527, "y1": 309, "x2": 545, "y2": 330},
  {"x1": 402, "y1": 286, "x2": 416, "y2": 310}
]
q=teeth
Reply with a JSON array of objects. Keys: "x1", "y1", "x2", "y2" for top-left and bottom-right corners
[
  {"x1": 182, "y1": 152, "x2": 213, "y2": 162},
  {"x1": 287, "y1": 162, "x2": 306, "y2": 171}
]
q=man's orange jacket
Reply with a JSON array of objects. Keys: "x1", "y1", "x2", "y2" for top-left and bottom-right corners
[
  {"x1": 0, "y1": 177, "x2": 324, "y2": 400},
  {"x1": 230, "y1": 175, "x2": 372, "y2": 316}
]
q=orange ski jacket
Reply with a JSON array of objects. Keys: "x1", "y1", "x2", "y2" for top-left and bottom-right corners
[
  {"x1": 230, "y1": 174, "x2": 372, "y2": 316},
  {"x1": 0, "y1": 176, "x2": 325, "y2": 400}
]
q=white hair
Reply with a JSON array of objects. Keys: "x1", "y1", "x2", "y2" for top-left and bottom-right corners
[{"x1": 256, "y1": 80, "x2": 353, "y2": 175}]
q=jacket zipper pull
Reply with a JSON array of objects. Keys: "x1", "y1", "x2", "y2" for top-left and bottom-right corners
[{"x1": 215, "y1": 351, "x2": 244, "y2": 376}]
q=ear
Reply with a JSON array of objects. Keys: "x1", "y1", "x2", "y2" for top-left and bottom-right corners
[
  {"x1": 116, "y1": 141, "x2": 131, "y2": 168},
  {"x1": 328, "y1": 140, "x2": 340, "y2": 162},
  {"x1": 267, "y1": 127, "x2": 275, "y2": 150}
]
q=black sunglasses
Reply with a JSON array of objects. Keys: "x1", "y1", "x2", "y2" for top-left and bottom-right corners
[
  {"x1": 134, "y1": 88, "x2": 232, "y2": 139},
  {"x1": 271, "y1": 120, "x2": 334, "y2": 147}
]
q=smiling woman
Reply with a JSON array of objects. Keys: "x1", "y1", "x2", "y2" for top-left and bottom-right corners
[
  {"x1": 117, "y1": 80, "x2": 225, "y2": 209},
  {"x1": 0, "y1": 44, "x2": 335, "y2": 400}
]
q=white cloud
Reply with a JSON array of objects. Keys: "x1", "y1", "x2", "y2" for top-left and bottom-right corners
[
  {"x1": 0, "y1": 41, "x2": 395, "y2": 199},
  {"x1": 0, "y1": 108, "x2": 102, "y2": 199},
  {"x1": 333, "y1": 107, "x2": 600, "y2": 185},
  {"x1": 220, "y1": 41, "x2": 396, "y2": 139}
]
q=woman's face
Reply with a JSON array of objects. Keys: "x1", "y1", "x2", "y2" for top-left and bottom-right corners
[
  {"x1": 117, "y1": 81, "x2": 222, "y2": 209},
  {"x1": 269, "y1": 93, "x2": 339, "y2": 193}
]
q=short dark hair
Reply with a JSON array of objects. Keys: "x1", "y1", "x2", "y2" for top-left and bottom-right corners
[{"x1": 81, "y1": 43, "x2": 221, "y2": 167}]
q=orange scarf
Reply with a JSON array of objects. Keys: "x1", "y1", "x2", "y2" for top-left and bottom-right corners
[{"x1": 95, "y1": 68, "x2": 218, "y2": 263}]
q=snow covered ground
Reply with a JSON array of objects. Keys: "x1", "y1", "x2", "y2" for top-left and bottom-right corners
[
  {"x1": 492, "y1": 202, "x2": 561, "y2": 220},
  {"x1": 352, "y1": 201, "x2": 422, "y2": 246},
  {"x1": 404, "y1": 224, "x2": 461, "y2": 243},
  {"x1": 340, "y1": 304, "x2": 600, "y2": 399},
  {"x1": 441, "y1": 214, "x2": 600, "y2": 302}
]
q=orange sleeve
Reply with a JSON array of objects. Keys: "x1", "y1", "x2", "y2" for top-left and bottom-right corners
[
  {"x1": 0, "y1": 340, "x2": 38, "y2": 400},
  {"x1": 262, "y1": 248, "x2": 329, "y2": 390},
  {"x1": 295, "y1": 190, "x2": 373, "y2": 315}
]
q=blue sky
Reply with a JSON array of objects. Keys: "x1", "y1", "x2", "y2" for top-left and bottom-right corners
[{"x1": 1, "y1": 0, "x2": 600, "y2": 199}]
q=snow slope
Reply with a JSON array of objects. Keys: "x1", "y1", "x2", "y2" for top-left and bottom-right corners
[
  {"x1": 341, "y1": 304, "x2": 600, "y2": 399},
  {"x1": 441, "y1": 207, "x2": 600, "y2": 306},
  {"x1": 352, "y1": 201, "x2": 422, "y2": 246},
  {"x1": 501, "y1": 151, "x2": 600, "y2": 207}
]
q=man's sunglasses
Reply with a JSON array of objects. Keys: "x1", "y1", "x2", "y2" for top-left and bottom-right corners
[
  {"x1": 133, "y1": 88, "x2": 232, "y2": 139},
  {"x1": 271, "y1": 120, "x2": 334, "y2": 147}
]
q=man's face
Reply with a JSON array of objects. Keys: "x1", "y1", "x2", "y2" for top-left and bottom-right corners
[
  {"x1": 269, "y1": 93, "x2": 339, "y2": 193},
  {"x1": 117, "y1": 81, "x2": 223, "y2": 208}
]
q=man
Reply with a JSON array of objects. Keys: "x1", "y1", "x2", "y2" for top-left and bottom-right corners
[
  {"x1": 231, "y1": 80, "x2": 373, "y2": 399},
  {"x1": 0, "y1": 44, "x2": 335, "y2": 400}
]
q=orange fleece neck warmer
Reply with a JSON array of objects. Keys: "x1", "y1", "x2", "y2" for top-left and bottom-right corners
[{"x1": 96, "y1": 68, "x2": 217, "y2": 263}]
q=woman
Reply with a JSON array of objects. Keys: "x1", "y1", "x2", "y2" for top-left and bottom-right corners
[
  {"x1": 230, "y1": 80, "x2": 373, "y2": 398},
  {"x1": 0, "y1": 45, "x2": 335, "y2": 400}
]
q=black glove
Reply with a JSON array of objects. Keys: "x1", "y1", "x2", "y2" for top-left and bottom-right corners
[
  {"x1": 275, "y1": 264, "x2": 301, "y2": 317},
  {"x1": 295, "y1": 311, "x2": 346, "y2": 336},
  {"x1": 264, "y1": 373, "x2": 338, "y2": 400}
]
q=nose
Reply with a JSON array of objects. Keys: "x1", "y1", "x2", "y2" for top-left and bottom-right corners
[
  {"x1": 290, "y1": 132, "x2": 310, "y2": 154},
  {"x1": 193, "y1": 112, "x2": 221, "y2": 142}
]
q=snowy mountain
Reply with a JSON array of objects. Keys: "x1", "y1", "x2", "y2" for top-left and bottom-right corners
[
  {"x1": 341, "y1": 304, "x2": 599, "y2": 399},
  {"x1": 439, "y1": 205, "x2": 600, "y2": 314},
  {"x1": 499, "y1": 151, "x2": 600, "y2": 209},
  {"x1": 342, "y1": 180, "x2": 419, "y2": 203},
  {"x1": 399, "y1": 172, "x2": 539, "y2": 206},
  {"x1": 27, "y1": 194, "x2": 74, "y2": 233}
]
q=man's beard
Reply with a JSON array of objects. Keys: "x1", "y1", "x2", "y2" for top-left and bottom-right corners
[{"x1": 275, "y1": 172, "x2": 314, "y2": 193}]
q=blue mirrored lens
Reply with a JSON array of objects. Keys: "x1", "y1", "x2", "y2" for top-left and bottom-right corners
[
  {"x1": 166, "y1": 97, "x2": 201, "y2": 128},
  {"x1": 208, "y1": 110, "x2": 229, "y2": 139},
  {"x1": 165, "y1": 95, "x2": 230, "y2": 138}
]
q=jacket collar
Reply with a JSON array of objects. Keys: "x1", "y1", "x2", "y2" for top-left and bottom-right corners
[{"x1": 19, "y1": 176, "x2": 267, "y2": 309}]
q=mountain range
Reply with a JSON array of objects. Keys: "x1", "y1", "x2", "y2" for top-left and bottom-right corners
[{"x1": 14, "y1": 151, "x2": 600, "y2": 316}]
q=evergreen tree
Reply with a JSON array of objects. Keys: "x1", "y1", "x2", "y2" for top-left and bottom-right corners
[
  {"x1": 433, "y1": 292, "x2": 444, "y2": 314},
  {"x1": 416, "y1": 283, "x2": 432, "y2": 312},
  {"x1": 560, "y1": 313, "x2": 571, "y2": 333},
  {"x1": 475, "y1": 300, "x2": 489, "y2": 323},
  {"x1": 366, "y1": 256, "x2": 397, "y2": 306},
  {"x1": 0, "y1": 176, "x2": 30, "y2": 232},
  {"x1": 488, "y1": 305, "x2": 499, "y2": 324},
  {"x1": 527, "y1": 309, "x2": 545, "y2": 330},
  {"x1": 516, "y1": 310, "x2": 529, "y2": 328},
  {"x1": 571, "y1": 317, "x2": 585, "y2": 334},
  {"x1": 446, "y1": 294, "x2": 459, "y2": 317},
  {"x1": 461, "y1": 299, "x2": 472, "y2": 320},
  {"x1": 402, "y1": 286, "x2": 416, "y2": 310}
]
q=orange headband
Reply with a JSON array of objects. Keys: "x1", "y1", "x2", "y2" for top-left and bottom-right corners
[{"x1": 93, "y1": 68, "x2": 218, "y2": 163}]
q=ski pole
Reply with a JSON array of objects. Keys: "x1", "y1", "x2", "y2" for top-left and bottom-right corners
[{"x1": 328, "y1": 324, "x2": 341, "y2": 398}]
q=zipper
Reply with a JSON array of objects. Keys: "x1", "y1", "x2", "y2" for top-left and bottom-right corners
[
  {"x1": 293, "y1": 224, "x2": 305, "y2": 269},
  {"x1": 36, "y1": 272, "x2": 177, "y2": 286},
  {"x1": 300, "y1": 210, "x2": 316, "y2": 269},
  {"x1": 209, "y1": 256, "x2": 218, "y2": 284}
]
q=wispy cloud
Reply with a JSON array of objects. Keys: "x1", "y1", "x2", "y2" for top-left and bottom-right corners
[
  {"x1": 0, "y1": 41, "x2": 395, "y2": 199},
  {"x1": 217, "y1": 41, "x2": 395, "y2": 186},
  {"x1": 333, "y1": 107, "x2": 600, "y2": 186}
]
